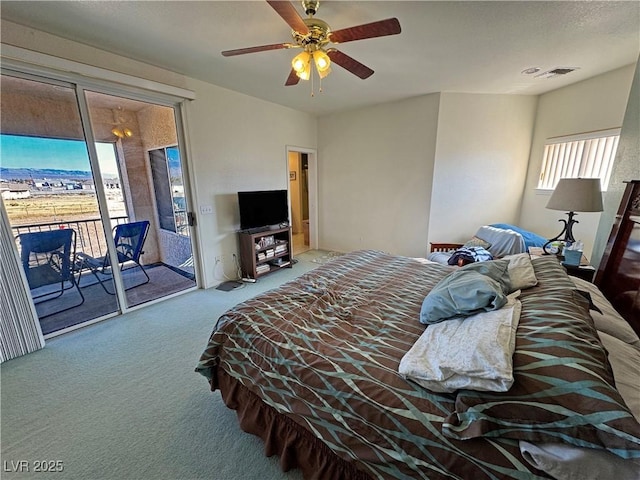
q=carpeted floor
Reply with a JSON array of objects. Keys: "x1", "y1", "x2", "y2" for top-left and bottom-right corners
[
  {"x1": 309, "y1": 251, "x2": 345, "y2": 264},
  {"x1": 1, "y1": 253, "x2": 325, "y2": 480}
]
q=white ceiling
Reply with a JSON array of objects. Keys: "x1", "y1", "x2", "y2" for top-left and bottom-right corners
[{"x1": 1, "y1": 1, "x2": 639, "y2": 116}]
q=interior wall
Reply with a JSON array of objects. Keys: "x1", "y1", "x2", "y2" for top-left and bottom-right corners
[
  {"x1": 1, "y1": 20, "x2": 188, "y2": 91},
  {"x1": 317, "y1": 94, "x2": 440, "y2": 257},
  {"x1": 593, "y1": 57, "x2": 640, "y2": 267},
  {"x1": 518, "y1": 64, "x2": 636, "y2": 260},
  {"x1": 181, "y1": 79, "x2": 316, "y2": 287},
  {"x1": 428, "y1": 93, "x2": 538, "y2": 245}
]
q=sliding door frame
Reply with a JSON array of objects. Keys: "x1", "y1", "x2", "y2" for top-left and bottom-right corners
[
  {"x1": 1, "y1": 56, "x2": 201, "y2": 337},
  {"x1": 75, "y1": 86, "x2": 129, "y2": 310}
]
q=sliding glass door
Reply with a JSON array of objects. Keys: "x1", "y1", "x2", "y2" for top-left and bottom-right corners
[
  {"x1": 1, "y1": 72, "x2": 197, "y2": 336},
  {"x1": 83, "y1": 91, "x2": 196, "y2": 308},
  {"x1": 1, "y1": 74, "x2": 119, "y2": 334}
]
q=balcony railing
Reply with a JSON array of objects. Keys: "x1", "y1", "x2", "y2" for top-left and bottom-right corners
[{"x1": 12, "y1": 216, "x2": 130, "y2": 259}]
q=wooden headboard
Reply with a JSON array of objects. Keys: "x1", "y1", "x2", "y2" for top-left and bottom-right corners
[{"x1": 595, "y1": 180, "x2": 640, "y2": 336}]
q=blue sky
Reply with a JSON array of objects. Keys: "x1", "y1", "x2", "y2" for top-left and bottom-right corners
[{"x1": 0, "y1": 134, "x2": 118, "y2": 175}]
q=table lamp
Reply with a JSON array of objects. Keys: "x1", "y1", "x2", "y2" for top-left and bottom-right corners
[{"x1": 543, "y1": 178, "x2": 603, "y2": 254}]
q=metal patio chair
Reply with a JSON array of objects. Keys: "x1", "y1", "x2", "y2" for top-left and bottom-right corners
[
  {"x1": 77, "y1": 220, "x2": 150, "y2": 295},
  {"x1": 17, "y1": 229, "x2": 85, "y2": 318}
]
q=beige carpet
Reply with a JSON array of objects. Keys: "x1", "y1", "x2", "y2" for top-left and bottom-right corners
[
  {"x1": 2, "y1": 256, "x2": 322, "y2": 480},
  {"x1": 295, "y1": 249, "x2": 346, "y2": 264}
]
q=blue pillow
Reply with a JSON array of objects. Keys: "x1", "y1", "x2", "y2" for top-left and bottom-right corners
[
  {"x1": 490, "y1": 223, "x2": 547, "y2": 249},
  {"x1": 460, "y1": 259, "x2": 512, "y2": 293},
  {"x1": 420, "y1": 265, "x2": 509, "y2": 325}
]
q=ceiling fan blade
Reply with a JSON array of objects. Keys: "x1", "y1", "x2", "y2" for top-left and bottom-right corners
[
  {"x1": 329, "y1": 18, "x2": 401, "y2": 44},
  {"x1": 327, "y1": 49, "x2": 374, "y2": 79},
  {"x1": 285, "y1": 69, "x2": 300, "y2": 86},
  {"x1": 267, "y1": 1, "x2": 309, "y2": 34},
  {"x1": 222, "y1": 43, "x2": 292, "y2": 56}
]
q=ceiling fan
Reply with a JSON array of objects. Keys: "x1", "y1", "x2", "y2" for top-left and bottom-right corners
[{"x1": 221, "y1": 0, "x2": 401, "y2": 86}]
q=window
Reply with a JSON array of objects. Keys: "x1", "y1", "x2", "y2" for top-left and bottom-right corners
[
  {"x1": 0, "y1": 134, "x2": 126, "y2": 221},
  {"x1": 149, "y1": 146, "x2": 189, "y2": 236},
  {"x1": 537, "y1": 128, "x2": 620, "y2": 191}
]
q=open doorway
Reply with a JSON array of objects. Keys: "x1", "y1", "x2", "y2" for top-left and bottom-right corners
[
  {"x1": 287, "y1": 146, "x2": 317, "y2": 255},
  {"x1": 289, "y1": 151, "x2": 309, "y2": 255}
]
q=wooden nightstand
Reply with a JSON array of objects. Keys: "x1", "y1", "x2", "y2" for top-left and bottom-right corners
[
  {"x1": 561, "y1": 252, "x2": 595, "y2": 282},
  {"x1": 530, "y1": 247, "x2": 596, "y2": 282},
  {"x1": 562, "y1": 263, "x2": 596, "y2": 282}
]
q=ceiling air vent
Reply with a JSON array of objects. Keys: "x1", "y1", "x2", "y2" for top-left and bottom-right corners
[{"x1": 535, "y1": 67, "x2": 580, "y2": 79}]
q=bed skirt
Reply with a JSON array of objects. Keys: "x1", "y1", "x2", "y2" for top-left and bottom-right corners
[{"x1": 218, "y1": 369, "x2": 373, "y2": 480}]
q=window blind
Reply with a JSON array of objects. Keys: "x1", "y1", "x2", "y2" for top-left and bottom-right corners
[{"x1": 538, "y1": 129, "x2": 620, "y2": 190}]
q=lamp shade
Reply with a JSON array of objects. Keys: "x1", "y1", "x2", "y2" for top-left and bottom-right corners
[{"x1": 546, "y1": 178, "x2": 603, "y2": 212}]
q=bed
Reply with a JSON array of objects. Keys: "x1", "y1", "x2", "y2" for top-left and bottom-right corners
[{"x1": 196, "y1": 250, "x2": 640, "y2": 479}]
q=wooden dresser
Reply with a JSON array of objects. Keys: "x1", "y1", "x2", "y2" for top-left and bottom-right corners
[{"x1": 595, "y1": 180, "x2": 640, "y2": 335}]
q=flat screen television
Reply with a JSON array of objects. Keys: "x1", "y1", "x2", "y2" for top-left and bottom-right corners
[{"x1": 238, "y1": 189, "x2": 289, "y2": 231}]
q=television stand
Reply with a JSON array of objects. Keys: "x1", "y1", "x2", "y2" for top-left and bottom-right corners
[
  {"x1": 238, "y1": 226, "x2": 293, "y2": 280},
  {"x1": 242, "y1": 226, "x2": 270, "y2": 235}
]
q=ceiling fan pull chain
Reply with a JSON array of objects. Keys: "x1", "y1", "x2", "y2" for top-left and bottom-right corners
[{"x1": 310, "y1": 64, "x2": 315, "y2": 97}]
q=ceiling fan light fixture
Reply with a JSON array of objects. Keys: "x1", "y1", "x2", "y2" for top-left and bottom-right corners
[
  {"x1": 317, "y1": 66, "x2": 331, "y2": 79},
  {"x1": 298, "y1": 61, "x2": 312, "y2": 80},
  {"x1": 292, "y1": 51, "x2": 311, "y2": 73},
  {"x1": 313, "y1": 49, "x2": 331, "y2": 72}
]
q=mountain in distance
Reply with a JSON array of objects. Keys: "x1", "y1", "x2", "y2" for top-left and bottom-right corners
[{"x1": 0, "y1": 167, "x2": 99, "y2": 181}]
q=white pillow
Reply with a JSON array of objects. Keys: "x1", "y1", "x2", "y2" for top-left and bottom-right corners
[
  {"x1": 519, "y1": 441, "x2": 640, "y2": 480},
  {"x1": 503, "y1": 253, "x2": 538, "y2": 292},
  {"x1": 400, "y1": 292, "x2": 521, "y2": 393},
  {"x1": 597, "y1": 330, "x2": 640, "y2": 421},
  {"x1": 571, "y1": 277, "x2": 640, "y2": 350},
  {"x1": 519, "y1": 329, "x2": 640, "y2": 479}
]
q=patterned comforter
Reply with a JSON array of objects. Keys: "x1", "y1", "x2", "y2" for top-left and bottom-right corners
[{"x1": 196, "y1": 250, "x2": 640, "y2": 479}]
